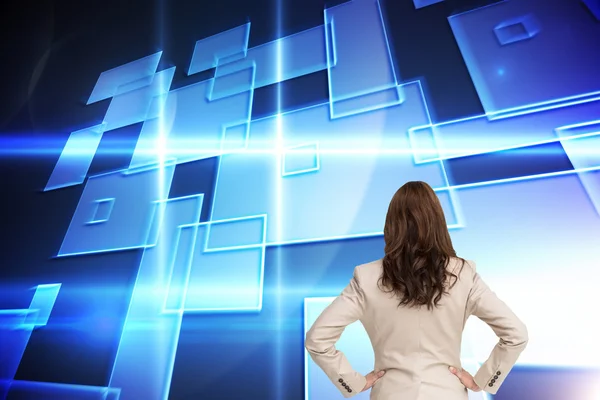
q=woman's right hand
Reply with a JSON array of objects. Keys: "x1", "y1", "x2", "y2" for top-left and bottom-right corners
[{"x1": 449, "y1": 366, "x2": 482, "y2": 392}]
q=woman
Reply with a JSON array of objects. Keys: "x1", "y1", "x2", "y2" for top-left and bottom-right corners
[{"x1": 305, "y1": 181, "x2": 528, "y2": 399}]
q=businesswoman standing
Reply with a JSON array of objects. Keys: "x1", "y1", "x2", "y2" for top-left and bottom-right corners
[{"x1": 305, "y1": 181, "x2": 528, "y2": 399}]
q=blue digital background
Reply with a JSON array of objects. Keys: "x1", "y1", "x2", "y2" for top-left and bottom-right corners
[{"x1": 1, "y1": 0, "x2": 599, "y2": 399}]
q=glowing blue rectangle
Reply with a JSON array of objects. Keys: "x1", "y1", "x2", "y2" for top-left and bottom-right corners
[
  {"x1": 58, "y1": 164, "x2": 175, "y2": 256},
  {"x1": 44, "y1": 124, "x2": 105, "y2": 191},
  {"x1": 448, "y1": 0, "x2": 600, "y2": 115},
  {"x1": 413, "y1": 0, "x2": 444, "y2": 9},
  {"x1": 408, "y1": 124, "x2": 439, "y2": 164},
  {"x1": 557, "y1": 124, "x2": 600, "y2": 215},
  {"x1": 493, "y1": 15, "x2": 540, "y2": 46},
  {"x1": 330, "y1": 86, "x2": 404, "y2": 120},
  {"x1": 436, "y1": 189, "x2": 461, "y2": 228},
  {"x1": 206, "y1": 215, "x2": 265, "y2": 251},
  {"x1": 0, "y1": 316, "x2": 33, "y2": 386},
  {"x1": 88, "y1": 51, "x2": 162, "y2": 104},
  {"x1": 164, "y1": 224, "x2": 200, "y2": 312},
  {"x1": 222, "y1": 123, "x2": 249, "y2": 152},
  {"x1": 408, "y1": 97, "x2": 600, "y2": 163},
  {"x1": 109, "y1": 195, "x2": 203, "y2": 400},
  {"x1": 24, "y1": 284, "x2": 61, "y2": 327},
  {"x1": 89, "y1": 198, "x2": 115, "y2": 224},
  {"x1": 188, "y1": 23, "x2": 250, "y2": 75},
  {"x1": 209, "y1": 65, "x2": 255, "y2": 101},
  {"x1": 283, "y1": 143, "x2": 320, "y2": 177},
  {"x1": 217, "y1": 25, "x2": 328, "y2": 90},
  {"x1": 211, "y1": 82, "x2": 453, "y2": 245},
  {"x1": 129, "y1": 77, "x2": 253, "y2": 168},
  {"x1": 560, "y1": 134, "x2": 600, "y2": 170},
  {"x1": 325, "y1": 0, "x2": 402, "y2": 118},
  {"x1": 0, "y1": 284, "x2": 61, "y2": 393},
  {"x1": 103, "y1": 67, "x2": 175, "y2": 132},
  {"x1": 184, "y1": 223, "x2": 265, "y2": 312}
]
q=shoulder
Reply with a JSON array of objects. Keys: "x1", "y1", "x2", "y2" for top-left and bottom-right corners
[
  {"x1": 448, "y1": 257, "x2": 477, "y2": 282},
  {"x1": 353, "y1": 259, "x2": 383, "y2": 284}
]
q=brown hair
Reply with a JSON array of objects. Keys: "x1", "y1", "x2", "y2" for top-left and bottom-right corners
[{"x1": 379, "y1": 181, "x2": 464, "y2": 310}]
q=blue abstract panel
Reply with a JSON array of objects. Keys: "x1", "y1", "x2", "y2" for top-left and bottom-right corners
[
  {"x1": 493, "y1": 14, "x2": 540, "y2": 46},
  {"x1": 408, "y1": 95, "x2": 600, "y2": 207},
  {"x1": 0, "y1": 284, "x2": 61, "y2": 399},
  {"x1": 216, "y1": 25, "x2": 328, "y2": 92},
  {"x1": 325, "y1": 0, "x2": 402, "y2": 119},
  {"x1": 103, "y1": 67, "x2": 175, "y2": 132},
  {"x1": 408, "y1": 96, "x2": 600, "y2": 163},
  {"x1": 109, "y1": 195, "x2": 203, "y2": 400},
  {"x1": 211, "y1": 81, "x2": 459, "y2": 245},
  {"x1": 58, "y1": 164, "x2": 176, "y2": 256},
  {"x1": 188, "y1": 23, "x2": 250, "y2": 75},
  {"x1": 221, "y1": 123, "x2": 249, "y2": 152},
  {"x1": 282, "y1": 143, "x2": 320, "y2": 177},
  {"x1": 205, "y1": 215, "x2": 266, "y2": 250},
  {"x1": 304, "y1": 297, "x2": 492, "y2": 400},
  {"x1": 23, "y1": 284, "x2": 61, "y2": 327},
  {"x1": 413, "y1": 0, "x2": 444, "y2": 9},
  {"x1": 44, "y1": 124, "x2": 105, "y2": 191},
  {"x1": 129, "y1": 73, "x2": 253, "y2": 168},
  {"x1": 183, "y1": 217, "x2": 266, "y2": 312},
  {"x1": 209, "y1": 64, "x2": 256, "y2": 101},
  {"x1": 448, "y1": 0, "x2": 600, "y2": 115},
  {"x1": 556, "y1": 121, "x2": 600, "y2": 214},
  {"x1": 445, "y1": 141, "x2": 573, "y2": 186},
  {"x1": 87, "y1": 52, "x2": 162, "y2": 104},
  {"x1": 89, "y1": 198, "x2": 115, "y2": 224}
]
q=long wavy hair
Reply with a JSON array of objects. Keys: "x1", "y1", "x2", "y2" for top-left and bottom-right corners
[{"x1": 379, "y1": 181, "x2": 464, "y2": 310}]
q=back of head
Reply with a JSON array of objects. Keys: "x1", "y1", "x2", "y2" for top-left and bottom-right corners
[{"x1": 379, "y1": 181, "x2": 463, "y2": 310}]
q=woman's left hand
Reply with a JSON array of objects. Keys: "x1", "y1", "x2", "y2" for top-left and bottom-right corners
[{"x1": 361, "y1": 370, "x2": 386, "y2": 392}]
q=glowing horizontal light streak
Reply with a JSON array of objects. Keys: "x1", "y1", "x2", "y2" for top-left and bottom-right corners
[{"x1": 2, "y1": 143, "x2": 590, "y2": 156}]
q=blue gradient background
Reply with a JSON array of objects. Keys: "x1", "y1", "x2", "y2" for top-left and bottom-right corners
[{"x1": 0, "y1": 0, "x2": 599, "y2": 399}]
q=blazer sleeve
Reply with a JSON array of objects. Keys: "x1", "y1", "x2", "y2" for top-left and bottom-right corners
[
  {"x1": 467, "y1": 265, "x2": 529, "y2": 395},
  {"x1": 304, "y1": 267, "x2": 367, "y2": 398}
]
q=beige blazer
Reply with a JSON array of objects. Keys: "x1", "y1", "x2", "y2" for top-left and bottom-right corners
[{"x1": 305, "y1": 258, "x2": 528, "y2": 399}]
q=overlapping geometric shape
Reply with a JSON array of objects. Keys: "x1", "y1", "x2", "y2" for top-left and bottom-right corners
[
  {"x1": 44, "y1": 124, "x2": 106, "y2": 191},
  {"x1": 128, "y1": 70, "x2": 254, "y2": 168},
  {"x1": 325, "y1": 0, "x2": 402, "y2": 119},
  {"x1": 555, "y1": 121, "x2": 600, "y2": 215},
  {"x1": 109, "y1": 194, "x2": 204, "y2": 400},
  {"x1": 282, "y1": 143, "x2": 320, "y2": 177},
  {"x1": 58, "y1": 163, "x2": 176, "y2": 256},
  {"x1": 408, "y1": 95, "x2": 600, "y2": 164},
  {"x1": 188, "y1": 23, "x2": 250, "y2": 75},
  {"x1": 211, "y1": 81, "x2": 460, "y2": 245},
  {"x1": 0, "y1": 284, "x2": 61, "y2": 399},
  {"x1": 407, "y1": 94, "x2": 600, "y2": 212},
  {"x1": 493, "y1": 14, "x2": 540, "y2": 46},
  {"x1": 413, "y1": 0, "x2": 444, "y2": 9},
  {"x1": 215, "y1": 25, "x2": 329, "y2": 93},
  {"x1": 102, "y1": 66, "x2": 175, "y2": 132},
  {"x1": 87, "y1": 51, "x2": 163, "y2": 105},
  {"x1": 449, "y1": 0, "x2": 600, "y2": 115},
  {"x1": 183, "y1": 215, "x2": 266, "y2": 312}
]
